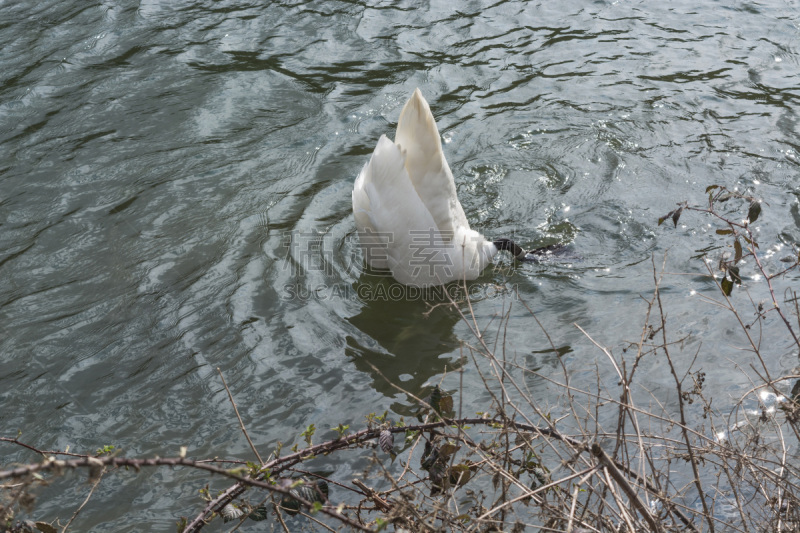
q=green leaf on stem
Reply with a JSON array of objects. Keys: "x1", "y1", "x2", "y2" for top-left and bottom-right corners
[
  {"x1": 429, "y1": 386, "x2": 442, "y2": 412},
  {"x1": 279, "y1": 495, "x2": 301, "y2": 516},
  {"x1": 438, "y1": 395, "x2": 454, "y2": 416},
  {"x1": 379, "y1": 429, "x2": 394, "y2": 454},
  {"x1": 747, "y1": 201, "x2": 761, "y2": 223},
  {"x1": 721, "y1": 276, "x2": 734, "y2": 296},
  {"x1": 658, "y1": 207, "x2": 683, "y2": 228},
  {"x1": 449, "y1": 462, "x2": 476, "y2": 486},
  {"x1": 672, "y1": 207, "x2": 683, "y2": 227},
  {"x1": 438, "y1": 442, "x2": 461, "y2": 459},
  {"x1": 729, "y1": 266, "x2": 741, "y2": 285},
  {"x1": 301, "y1": 424, "x2": 315, "y2": 446},
  {"x1": 248, "y1": 505, "x2": 268, "y2": 521}
]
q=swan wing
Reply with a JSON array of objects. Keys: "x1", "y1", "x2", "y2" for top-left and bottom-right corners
[
  {"x1": 352, "y1": 145, "x2": 389, "y2": 270},
  {"x1": 353, "y1": 135, "x2": 443, "y2": 284},
  {"x1": 394, "y1": 89, "x2": 470, "y2": 238}
]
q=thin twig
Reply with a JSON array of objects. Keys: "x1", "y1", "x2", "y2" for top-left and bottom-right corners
[
  {"x1": 60, "y1": 466, "x2": 105, "y2": 533},
  {"x1": 217, "y1": 367, "x2": 263, "y2": 465}
]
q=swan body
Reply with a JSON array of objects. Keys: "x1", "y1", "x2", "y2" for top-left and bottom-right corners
[{"x1": 352, "y1": 89, "x2": 525, "y2": 287}]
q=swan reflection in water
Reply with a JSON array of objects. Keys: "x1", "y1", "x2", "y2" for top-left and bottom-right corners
[{"x1": 346, "y1": 276, "x2": 465, "y2": 407}]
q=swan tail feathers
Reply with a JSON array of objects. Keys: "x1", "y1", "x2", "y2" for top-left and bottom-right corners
[
  {"x1": 394, "y1": 89, "x2": 470, "y2": 235},
  {"x1": 396, "y1": 89, "x2": 442, "y2": 162}
]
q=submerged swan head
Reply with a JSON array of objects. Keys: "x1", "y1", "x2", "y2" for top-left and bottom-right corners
[{"x1": 352, "y1": 88, "x2": 531, "y2": 287}]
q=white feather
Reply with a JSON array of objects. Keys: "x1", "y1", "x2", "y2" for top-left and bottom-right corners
[{"x1": 352, "y1": 89, "x2": 498, "y2": 287}]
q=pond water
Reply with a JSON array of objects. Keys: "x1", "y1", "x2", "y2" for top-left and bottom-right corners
[{"x1": 2, "y1": 0, "x2": 799, "y2": 530}]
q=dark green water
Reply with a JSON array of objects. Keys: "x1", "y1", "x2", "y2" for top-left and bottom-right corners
[{"x1": 1, "y1": 0, "x2": 799, "y2": 530}]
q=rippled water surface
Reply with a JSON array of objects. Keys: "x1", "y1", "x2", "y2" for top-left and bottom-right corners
[{"x1": 2, "y1": 0, "x2": 799, "y2": 530}]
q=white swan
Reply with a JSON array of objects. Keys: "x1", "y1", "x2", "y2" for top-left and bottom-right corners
[{"x1": 352, "y1": 88, "x2": 530, "y2": 287}]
